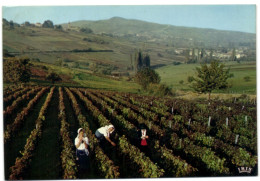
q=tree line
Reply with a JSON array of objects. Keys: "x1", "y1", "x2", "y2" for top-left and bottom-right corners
[
  {"x1": 130, "y1": 50, "x2": 151, "y2": 73},
  {"x1": 2, "y1": 19, "x2": 93, "y2": 33}
]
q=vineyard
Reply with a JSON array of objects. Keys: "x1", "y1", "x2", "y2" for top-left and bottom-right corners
[{"x1": 3, "y1": 85, "x2": 257, "y2": 179}]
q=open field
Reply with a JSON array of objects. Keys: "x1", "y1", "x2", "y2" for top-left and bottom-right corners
[
  {"x1": 155, "y1": 61, "x2": 256, "y2": 94},
  {"x1": 26, "y1": 60, "x2": 257, "y2": 96},
  {"x1": 4, "y1": 86, "x2": 257, "y2": 179}
]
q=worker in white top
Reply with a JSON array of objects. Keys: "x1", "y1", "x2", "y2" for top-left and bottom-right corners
[
  {"x1": 95, "y1": 124, "x2": 116, "y2": 146},
  {"x1": 75, "y1": 128, "x2": 90, "y2": 171}
]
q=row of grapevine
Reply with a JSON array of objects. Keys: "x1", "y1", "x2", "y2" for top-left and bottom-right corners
[
  {"x1": 83, "y1": 89, "x2": 197, "y2": 177},
  {"x1": 9, "y1": 87, "x2": 55, "y2": 180},
  {"x1": 72, "y1": 88, "x2": 165, "y2": 178},
  {"x1": 4, "y1": 87, "x2": 42, "y2": 120},
  {"x1": 120, "y1": 92, "x2": 255, "y2": 134},
  {"x1": 58, "y1": 87, "x2": 77, "y2": 179},
  {"x1": 118, "y1": 135, "x2": 164, "y2": 177},
  {"x1": 64, "y1": 88, "x2": 120, "y2": 178},
  {"x1": 177, "y1": 102, "x2": 257, "y2": 154},
  {"x1": 191, "y1": 102, "x2": 256, "y2": 138},
  {"x1": 116, "y1": 93, "x2": 257, "y2": 155},
  {"x1": 116, "y1": 92, "x2": 257, "y2": 171},
  {"x1": 117, "y1": 92, "x2": 169, "y2": 115},
  {"x1": 101, "y1": 91, "x2": 168, "y2": 117},
  {"x1": 92, "y1": 90, "x2": 230, "y2": 175},
  {"x1": 163, "y1": 115, "x2": 257, "y2": 170},
  {"x1": 3, "y1": 85, "x2": 24, "y2": 98},
  {"x1": 128, "y1": 93, "x2": 257, "y2": 172},
  {"x1": 102, "y1": 92, "x2": 165, "y2": 126},
  {"x1": 4, "y1": 86, "x2": 257, "y2": 178},
  {"x1": 118, "y1": 94, "x2": 257, "y2": 170},
  {"x1": 4, "y1": 87, "x2": 49, "y2": 143},
  {"x1": 4, "y1": 87, "x2": 31, "y2": 108}
]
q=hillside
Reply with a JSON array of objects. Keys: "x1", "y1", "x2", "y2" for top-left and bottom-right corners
[
  {"x1": 3, "y1": 23, "x2": 181, "y2": 72},
  {"x1": 67, "y1": 17, "x2": 256, "y2": 48},
  {"x1": 3, "y1": 26, "x2": 134, "y2": 69},
  {"x1": 3, "y1": 17, "x2": 256, "y2": 75}
]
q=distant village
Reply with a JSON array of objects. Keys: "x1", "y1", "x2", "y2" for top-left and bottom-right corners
[{"x1": 174, "y1": 47, "x2": 249, "y2": 62}]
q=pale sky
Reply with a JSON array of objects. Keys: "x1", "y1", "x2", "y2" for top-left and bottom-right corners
[{"x1": 2, "y1": 5, "x2": 256, "y2": 33}]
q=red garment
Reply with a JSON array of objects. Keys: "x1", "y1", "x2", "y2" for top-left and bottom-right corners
[{"x1": 141, "y1": 139, "x2": 147, "y2": 146}]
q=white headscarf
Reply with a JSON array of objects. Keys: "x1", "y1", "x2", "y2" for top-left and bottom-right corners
[
  {"x1": 77, "y1": 128, "x2": 83, "y2": 134},
  {"x1": 77, "y1": 128, "x2": 84, "y2": 138},
  {"x1": 106, "y1": 125, "x2": 114, "y2": 137}
]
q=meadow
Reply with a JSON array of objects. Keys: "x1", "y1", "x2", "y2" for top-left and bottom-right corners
[
  {"x1": 28, "y1": 60, "x2": 256, "y2": 98},
  {"x1": 156, "y1": 61, "x2": 256, "y2": 94},
  {"x1": 29, "y1": 61, "x2": 140, "y2": 93}
]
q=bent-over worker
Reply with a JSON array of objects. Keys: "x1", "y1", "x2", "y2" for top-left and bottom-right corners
[{"x1": 95, "y1": 125, "x2": 116, "y2": 146}]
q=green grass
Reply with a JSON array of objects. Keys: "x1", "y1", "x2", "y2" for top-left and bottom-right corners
[
  {"x1": 31, "y1": 60, "x2": 256, "y2": 95},
  {"x1": 31, "y1": 61, "x2": 140, "y2": 93},
  {"x1": 155, "y1": 61, "x2": 256, "y2": 94},
  {"x1": 5, "y1": 58, "x2": 256, "y2": 97},
  {"x1": 73, "y1": 72, "x2": 139, "y2": 92}
]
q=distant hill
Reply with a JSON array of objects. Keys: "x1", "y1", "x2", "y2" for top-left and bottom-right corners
[
  {"x1": 3, "y1": 17, "x2": 256, "y2": 75},
  {"x1": 65, "y1": 17, "x2": 256, "y2": 48}
]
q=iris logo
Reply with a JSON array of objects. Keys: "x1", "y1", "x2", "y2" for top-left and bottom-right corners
[{"x1": 238, "y1": 167, "x2": 252, "y2": 174}]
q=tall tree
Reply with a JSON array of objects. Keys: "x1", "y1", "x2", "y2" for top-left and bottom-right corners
[
  {"x1": 189, "y1": 60, "x2": 233, "y2": 100},
  {"x1": 137, "y1": 50, "x2": 143, "y2": 70},
  {"x1": 143, "y1": 54, "x2": 151, "y2": 67},
  {"x1": 134, "y1": 51, "x2": 138, "y2": 73},
  {"x1": 133, "y1": 50, "x2": 151, "y2": 72},
  {"x1": 200, "y1": 48, "x2": 205, "y2": 59}
]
